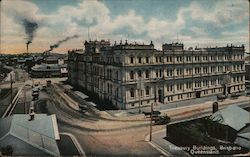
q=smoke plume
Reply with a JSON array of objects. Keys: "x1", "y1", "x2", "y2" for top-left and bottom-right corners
[
  {"x1": 22, "y1": 19, "x2": 38, "y2": 45},
  {"x1": 47, "y1": 35, "x2": 79, "y2": 52}
]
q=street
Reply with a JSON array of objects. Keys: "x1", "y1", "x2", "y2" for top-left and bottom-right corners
[
  {"x1": 1, "y1": 68, "x2": 249, "y2": 156},
  {"x1": 44, "y1": 84, "x2": 164, "y2": 156}
]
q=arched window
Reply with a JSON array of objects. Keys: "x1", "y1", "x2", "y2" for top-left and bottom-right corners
[
  {"x1": 130, "y1": 71, "x2": 134, "y2": 80},
  {"x1": 138, "y1": 57, "x2": 142, "y2": 63},
  {"x1": 130, "y1": 57, "x2": 134, "y2": 64},
  {"x1": 146, "y1": 86, "x2": 150, "y2": 95},
  {"x1": 116, "y1": 71, "x2": 119, "y2": 80},
  {"x1": 145, "y1": 70, "x2": 149, "y2": 78},
  {"x1": 138, "y1": 70, "x2": 142, "y2": 77},
  {"x1": 130, "y1": 88, "x2": 135, "y2": 97},
  {"x1": 146, "y1": 57, "x2": 149, "y2": 63}
]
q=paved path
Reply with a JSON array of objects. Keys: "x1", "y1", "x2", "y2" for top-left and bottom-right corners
[
  {"x1": 46, "y1": 85, "x2": 150, "y2": 133},
  {"x1": 125, "y1": 95, "x2": 218, "y2": 115}
]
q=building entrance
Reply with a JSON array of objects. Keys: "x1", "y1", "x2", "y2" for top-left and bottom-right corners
[
  {"x1": 158, "y1": 89, "x2": 163, "y2": 103},
  {"x1": 195, "y1": 90, "x2": 201, "y2": 98}
]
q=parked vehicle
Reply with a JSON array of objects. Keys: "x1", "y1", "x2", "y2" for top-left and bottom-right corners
[
  {"x1": 231, "y1": 92, "x2": 240, "y2": 99},
  {"x1": 154, "y1": 115, "x2": 171, "y2": 125},
  {"x1": 143, "y1": 110, "x2": 161, "y2": 117},
  {"x1": 217, "y1": 94, "x2": 226, "y2": 101},
  {"x1": 46, "y1": 80, "x2": 52, "y2": 86}
]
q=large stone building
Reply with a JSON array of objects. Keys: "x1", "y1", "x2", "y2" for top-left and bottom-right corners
[
  {"x1": 68, "y1": 40, "x2": 245, "y2": 109},
  {"x1": 245, "y1": 54, "x2": 250, "y2": 81}
]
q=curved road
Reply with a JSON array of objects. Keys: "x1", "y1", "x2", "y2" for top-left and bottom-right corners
[{"x1": 41, "y1": 85, "x2": 164, "y2": 156}]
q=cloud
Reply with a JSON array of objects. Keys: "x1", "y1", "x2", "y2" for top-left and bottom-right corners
[
  {"x1": 1, "y1": 0, "x2": 249, "y2": 54},
  {"x1": 185, "y1": 0, "x2": 248, "y2": 27}
]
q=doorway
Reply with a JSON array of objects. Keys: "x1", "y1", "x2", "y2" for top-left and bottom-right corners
[
  {"x1": 195, "y1": 90, "x2": 201, "y2": 98},
  {"x1": 158, "y1": 89, "x2": 163, "y2": 103}
]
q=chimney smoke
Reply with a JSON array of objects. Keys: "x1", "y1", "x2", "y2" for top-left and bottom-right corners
[
  {"x1": 22, "y1": 19, "x2": 38, "y2": 53},
  {"x1": 45, "y1": 35, "x2": 79, "y2": 53}
]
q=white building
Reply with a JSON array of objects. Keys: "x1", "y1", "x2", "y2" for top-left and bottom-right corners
[{"x1": 68, "y1": 40, "x2": 245, "y2": 109}]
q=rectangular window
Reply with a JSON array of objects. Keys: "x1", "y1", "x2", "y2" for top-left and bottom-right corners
[
  {"x1": 146, "y1": 86, "x2": 150, "y2": 95},
  {"x1": 138, "y1": 57, "x2": 142, "y2": 63},
  {"x1": 167, "y1": 84, "x2": 172, "y2": 92},
  {"x1": 130, "y1": 71, "x2": 134, "y2": 80},
  {"x1": 130, "y1": 57, "x2": 134, "y2": 64},
  {"x1": 146, "y1": 70, "x2": 149, "y2": 78},
  {"x1": 159, "y1": 57, "x2": 162, "y2": 63},
  {"x1": 130, "y1": 88, "x2": 134, "y2": 97}
]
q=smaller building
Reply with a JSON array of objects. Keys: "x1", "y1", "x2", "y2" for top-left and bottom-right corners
[
  {"x1": 31, "y1": 63, "x2": 68, "y2": 78},
  {"x1": 211, "y1": 105, "x2": 250, "y2": 131},
  {"x1": 0, "y1": 114, "x2": 60, "y2": 156},
  {"x1": 235, "y1": 125, "x2": 250, "y2": 149},
  {"x1": 210, "y1": 105, "x2": 250, "y2": 142}
]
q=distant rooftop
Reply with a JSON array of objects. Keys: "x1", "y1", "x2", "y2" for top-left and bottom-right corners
[{"x1": 31, "y1": 63, "x2": 67, "y2": 72}]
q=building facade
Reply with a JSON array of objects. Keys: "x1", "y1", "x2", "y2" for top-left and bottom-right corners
[
  {"x1": 31, "y1": 64, "x2": 68, "y2": 78},
  {"x1": 245, "y1": 54, "x2": 250, "y2": 82},
  {"x1": 68, "y1": 40, "x2": 245, "y2": 109}
]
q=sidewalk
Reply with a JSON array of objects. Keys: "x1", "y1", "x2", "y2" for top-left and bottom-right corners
[
  {"x1": 121, "y1": 95, "x2": 250, "y2": 117},
  {"x1": 127, "y1": 95, "x2": 218, "y2": 115},
  {"x1": 147, "y1": 129, "x2": 190, "y2": 156}
]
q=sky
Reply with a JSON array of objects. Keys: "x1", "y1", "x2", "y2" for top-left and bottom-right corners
[{"x1": 0, "y1": 0, "x2": 249, "y2": 54}]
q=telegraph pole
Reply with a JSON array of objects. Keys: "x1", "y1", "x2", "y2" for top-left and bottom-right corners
[
  {"x1": 149, "y1": 102, "x2": 153, "y2": 141},
  {"x1": 23, "y1": 86, "x2": 26, "y2": 114},
  {"x1": 138, "y1": 77, "x2": 142, "y2": 113},
  {"x1": 10, "y1": 74, "x2": 13, "y2": 104},
  {"x1": 149, "y1": 82, "x2": 157, "y2": 141}
]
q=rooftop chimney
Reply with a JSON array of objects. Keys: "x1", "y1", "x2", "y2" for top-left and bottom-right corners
[{"x1": 26, "y1": 43, "x2": 29, "y2": 54}]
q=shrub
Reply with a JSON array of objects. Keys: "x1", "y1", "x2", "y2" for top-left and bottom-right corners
[{"x1": 1, "y1": 145, "x2": 13, "y2": 156}]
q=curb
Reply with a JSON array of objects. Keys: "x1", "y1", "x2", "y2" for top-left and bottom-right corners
[{"x1": 145, "y1": 130, "x2": 172, "y2": 157}]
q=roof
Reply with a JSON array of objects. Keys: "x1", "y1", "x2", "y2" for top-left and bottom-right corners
[
  {"x1": 63, "y1": 85, "x2": 73, "y2": 90},
  {"x1": 235, "y1": 132, "x2": 250, "y2": 149},
  {"x1": 74, "y1": 91, "x2": 89, "y2": 99},
  {"x1": 61, "y1": 68, "x2": 68, "y2": 74},
  {"x1": 0, "y1": 114, "x2": 60, "y2": 156},
  {"x1": 31, "y1": 63, "x2": 67, "y2": 72},
  {"x1": 210, "y1": 105, "x2": 250, "y2": 131}
]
